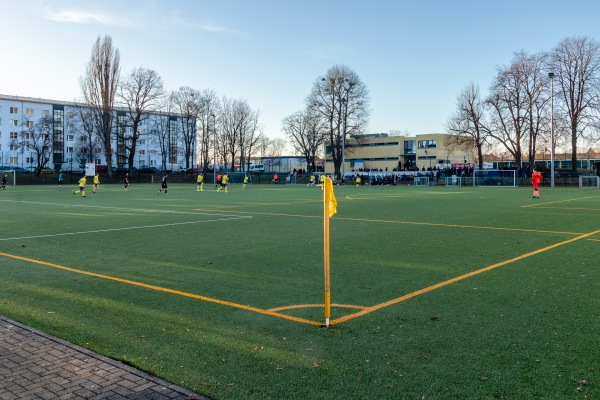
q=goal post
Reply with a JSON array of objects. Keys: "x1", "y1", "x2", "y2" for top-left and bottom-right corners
[
  {"x1": 445, "y1": 176, "x2": 462, "y2": 187},
  {"x1": 413, "y1": 176, "x2": 430, "y2": 186},
  {"x1": 473, "y1": 169, "x2": 518, "y2": 187},
  {"x1": 1, "y1": 170, "x2": 17, "y2": 186},
  {"x1": 579, "y1": 175, "x2": 600, "y2": 188}
]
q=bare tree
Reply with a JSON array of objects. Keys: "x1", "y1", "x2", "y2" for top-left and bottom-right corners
[
  {"x1": 307, "y1": 64, "x2": 369, "y2": 179},
  {"x1": 17, "y1": 115, "x2": 53, "y2": 175},
  {"x1": 171, "y1": 87, "x2": 200, "y2": 171},
  {"x1": 67, "y1": 103, "x2": 97, "y2": 166},
  {"x1": 196, "y1": 89, "x2": 220, "y2": 171},
  {"x1": 79, "y1": 35, "x2": 121, "y2": 176},
  {"x1": 446, "y1": 83, "x2": 490, "y2": 169},
  {"x1": 151, "y1": 94, "x2": 179, "y2": 170},
  {"x1": 219, "y1": 96, "x2": 261, "y2": 171},
  {"x1": 549, "y1": 36, "x2": 600, "y2": 171},
  {"x1": 283, "y1": 107, "x2": 325, "y2": 172},
  {"x1": 520, "y1": 51, "x2": 550, "y2": 168},
  {"x1": 117, "y1": 67, "x2": 164, "y2": 172},
  {"x1": 486, "y1": 53, "x2": 531, "y2": 167}
]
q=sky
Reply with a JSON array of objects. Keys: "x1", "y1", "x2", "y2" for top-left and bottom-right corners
[{"x1": 2, "y1": 0, "x2": 600, "y2": 141}]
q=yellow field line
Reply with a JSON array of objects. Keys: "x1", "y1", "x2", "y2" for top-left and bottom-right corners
[
  {"x1": 330, "y1": 229, "x2": 600, "y2": 325},
  {"x1": 268, "y1": 303, "x2": 367, "y2": 312},
  {"x1": 193, "y1": 209, "x2": 583, "y2": 236},
  {"x1": 334, "y1": 217, "x2": 582, "y2": 236},
  {"x1": 521, "y1": 195, "x2": 600, "y2": 208},
  {"x1": 0, "y1": 252, "x2": 322, "y2": 327}
]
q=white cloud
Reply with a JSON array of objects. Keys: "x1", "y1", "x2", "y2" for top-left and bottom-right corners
[{"x1": 41, "y1": 6, "x2": 134, "y2": 27}]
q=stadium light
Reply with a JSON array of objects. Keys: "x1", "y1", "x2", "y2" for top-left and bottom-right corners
[{"x1": 549, "y1": 72, "x2": 555, "y2": 188}]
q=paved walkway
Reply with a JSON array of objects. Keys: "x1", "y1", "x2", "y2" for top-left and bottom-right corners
[{"x1": 0, "y1": 315, "x2": 208, "y2": 399}]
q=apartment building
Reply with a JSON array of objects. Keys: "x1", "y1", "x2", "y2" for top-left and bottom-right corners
[{"x1": 0, "y1": 94, "x2": 193, "y2": 172}]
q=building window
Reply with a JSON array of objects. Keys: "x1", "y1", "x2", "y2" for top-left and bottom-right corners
[
  {"x1": 67, "y1": 135, "x2": 74, "y2": 141},
  {"x1": 42, "y1": 110, "x2": 50, "y2": 116},
  {"x1": 26, "y1": 157, "x2": 35, "y2": 164},
  {"x1": 139, "y1": 150, "x2": 145, "y2": 155},
  {"x1": 25, "y1": 108, "x2": 34, "y2": 116},
  {"x1": 418, "y1": 140, "x2": 437, "y2": 149},
  {"x1": 10, "y1": 107, "x2": 18, "y2": 114},
  {"x1": 10, "y1": 120, "x2": 18, "y2": 126},
  {"x1": 10, "y1": 144, "x2": 18, "y2": 151},
  {"x1": 67, "y1": 147, "x2": 74, "y2": 153},
  {"x1": 10, "y1": 132, "x2": 18, "y2": 139},
  {"x1": 9, "y1": 157, "x2": 17, "y2": 164},
  {"x1": 26, "y1": 121, "x2": 34, "y2": 128}
]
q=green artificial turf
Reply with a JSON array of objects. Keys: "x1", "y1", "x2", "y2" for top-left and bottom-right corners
[{"x1": 0, "y1": 182, "x2": 598, "y2": 399}]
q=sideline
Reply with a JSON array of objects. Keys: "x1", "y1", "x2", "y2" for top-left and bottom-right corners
[{"x1": 0, "y1": 251, "x2": 323, "y2": 327}]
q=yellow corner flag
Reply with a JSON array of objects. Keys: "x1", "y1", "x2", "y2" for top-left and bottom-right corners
[
  {"x1": 323, "y1": 176, "x2": 337, "y2": 327},
  {"x1": 324, "y1": 177, "x2": 337, "y2": 217}
]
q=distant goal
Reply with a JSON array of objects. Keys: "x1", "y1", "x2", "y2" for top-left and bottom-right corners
[
  {"x1": 579, "y1": 175, "x2": 600, "y2": 188},
  {"x1": 473, "y1": 170, "x2": 518, "y2": 187},
  {"x1": 413, "y1": 176, "x2": 430, "y2": 186},
  {"x1": 0, "y1": 170, "x2": 17, "y2": 186}
]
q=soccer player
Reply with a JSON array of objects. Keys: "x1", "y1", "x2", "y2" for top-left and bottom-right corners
[
  {"x1": 92, "y1": 173, "x2": 100, "y2": 193},
  {"x1": 218, "y1": 173, "x2": 229, "y2": 192},
  {"x1": 272, "y1": 173, "x2": 279, "y2": 183},
  {"x1": 73, "y1": 175, "x2": 87, "y2": 197},
  {"x1": 355, "y1": 176, "x2": 362, "y2": 187},
  {"x1": 197, "y1": 173, "x2": 204, "y2": 191},
  {"x1": 1, "y1": 174, "x2": 7, "y2": 190},
  {"x1": 307, "y1": 175, "x2": 315, "y2": 187},
  {"x1": 318, "y1": 174, "x2": 325, "y2": 189},
  {"x1": 124, "y1": 173, "x2": 129, "y2": 190},
  {"x1": 531, "y1": 166, "x2": 542, "y2": 198},
  {"x1": 216, "y1": 173, "x2": 222, "y2": 189},
  {"x1": 158, "y1": 173, "x2": 168, "y2": 194},
  {"x1": 243, "y1": 174, "x2": 249, "y2": 189}
]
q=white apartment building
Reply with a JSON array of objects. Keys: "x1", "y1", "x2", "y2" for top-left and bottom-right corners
[{"x1": 0, "y1": 94, "x2": 195, "y2": 172}]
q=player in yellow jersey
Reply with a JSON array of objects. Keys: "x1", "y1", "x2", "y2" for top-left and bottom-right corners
[
  {"x1": 92, "y1": 173, "x2": 100, "y2": 193},
  {"x1": 197, "y1": 173, "x2": 204, "y2": 191},
  {"x1": 318, "y1": 174, "x2": 325, "y2": 189},
  {"x1": 243, "y1": 175, "x2": 249, "y2": 189},
  {"x1": 218, "y1": 173, "x2": 229, "y2": 192},
  {"x1": 307, "y1": 175, "x2": 315, "y2": 187},
  {"x1": 355, "y1": 176, "x2": 361, "y2": 187},
  {"x1": 73, "y1": 175, "x2": 87, "y2": 197}
]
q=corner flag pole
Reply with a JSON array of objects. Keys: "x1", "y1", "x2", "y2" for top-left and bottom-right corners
[{"x1": 323, "y1": 177, "x2": 337, "y2": 327}]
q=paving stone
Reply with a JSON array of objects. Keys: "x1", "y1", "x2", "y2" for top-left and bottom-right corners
[{"x1": 0, "y1": 316, "x2": 207, "y2": 399}]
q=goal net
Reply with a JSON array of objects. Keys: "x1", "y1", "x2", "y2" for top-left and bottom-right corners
[
  {"x1": 413, "y1": 176, "x2": 430, "y2": 186},
  {"x1": 579, "y1": 175, "x2": 600, "y2": 188},
  {"x1": 0, "y1": 170, "x2": 17, "y2": 186},
  {"x1": 473, "y1": 170, "x2": 518, "y2": 187}
]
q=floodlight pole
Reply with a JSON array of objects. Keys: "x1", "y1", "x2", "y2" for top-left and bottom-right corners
[{"x1": 549, "y1": 72, "x2": 555, "y2": 188}]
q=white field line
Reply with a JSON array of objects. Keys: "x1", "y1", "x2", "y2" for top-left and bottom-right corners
[
  {"x1": 0, "y1": 199, "x2": 251, "y2": 241},
  {"x1": 0, "y1": 199, "x2": 238, "y2": 217},
  {"x1": 0, "y1": 217, "x2": 250, "y2": 242}
]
